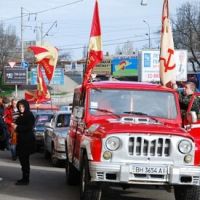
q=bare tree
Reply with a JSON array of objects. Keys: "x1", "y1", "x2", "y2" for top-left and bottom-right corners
[
  {"x1": 172, "y1": 1, "x2": 200, "y2": 70},
  {"x1": 58, "y1": 51, "x2": 72, "y2": 69},
  {"x1": 59, "y1": 52, "x2": 71, "y2": 61},
  {"x1": 122, "y1": 41, "x2": 134, "y2": 55},
  {"x1": 115, "y1": 41, "x2": 134, "y2": 56},
  {"x1": 0, "y1": 23, "x2": 19, "y2": 83},
  {"x1": 0, "y1": 23, "x2": 19, "y2": 72},
  {"x1": 115, "y1": 45, "x2": 122, "y2": 55}
]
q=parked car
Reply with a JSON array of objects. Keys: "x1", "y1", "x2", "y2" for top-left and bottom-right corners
[
  {"x1": 44, "y1": 110, "x2": 71, "y2": 166},
  {"x1": 33, "y1": 111, "x2": 54, "y2": 151}
]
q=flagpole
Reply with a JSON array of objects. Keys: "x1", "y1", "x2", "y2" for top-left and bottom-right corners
[
  {"x1": 80, "y1": 0, "x2": 103, "y2": 106},
  {"x1": 48, "y1": 81, "x2": 54, "y2": 112},
  {"x1": 80, "y1": 50, "x2": 89, "y2": 106}
]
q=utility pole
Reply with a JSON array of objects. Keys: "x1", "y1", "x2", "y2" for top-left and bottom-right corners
[
  {"x1": 40, "y1": 23, "x2": 43, "y2": 45},
  {"x1": 141, "y1": 0, "x2": 148, "y2": 6},
  {"x1": 143, "y1": 20, "x2": 151, "y2": 49},
  {"x1": 21, "y1": 7, "x2": 24, "y2": 64}
]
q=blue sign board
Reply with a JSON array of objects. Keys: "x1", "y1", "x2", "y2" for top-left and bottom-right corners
[
  {"x1": 112, "y1": 56, "x2": 138, "y2": 77},
  {"x1": 30, "y1": 68, "x2": 64, "y2": 85},
  {"x1": 21, "y1": 61, "x2": 29, "y2": 68},
  {"x1": 144, "y1": 53, "x2": 151, "y2": 67}
]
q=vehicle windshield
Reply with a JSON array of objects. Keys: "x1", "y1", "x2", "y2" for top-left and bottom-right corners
[
  {"x1": 89, "y1": 89, "x2": 177, "y2": 119},
  {"x1": 35, "y1": 114, "x2": 53, "y2": 126},
  {"x1": 56, "y1": 114, "x2": 71, "y2": 127}
]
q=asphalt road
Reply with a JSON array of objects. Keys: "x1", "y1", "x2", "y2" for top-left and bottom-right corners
[{"x1": 0, "y1": 150, "x2": 175, "y2": 200}]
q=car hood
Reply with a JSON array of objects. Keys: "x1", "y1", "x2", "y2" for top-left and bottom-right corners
[{"x1": 88, "y1": 117, "x2": 189, "y2": 138}]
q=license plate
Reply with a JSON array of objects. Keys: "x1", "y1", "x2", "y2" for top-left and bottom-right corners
[{"x1": 131, "y1": 165, "x2": 168, "y2": 175}]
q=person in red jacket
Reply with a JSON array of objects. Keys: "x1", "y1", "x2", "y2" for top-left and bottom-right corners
[{"x1": 4, "y1": 98, "x2": 19, "y2": 160}]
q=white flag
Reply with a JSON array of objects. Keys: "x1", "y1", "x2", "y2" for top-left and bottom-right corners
[{"x1": 160, "y1": 0, "x2": 176, "y2": 86}]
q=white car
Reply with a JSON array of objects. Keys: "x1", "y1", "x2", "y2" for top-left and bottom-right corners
[{"x1": 44, "y1": 110, "x2": 71, "y2": 166}]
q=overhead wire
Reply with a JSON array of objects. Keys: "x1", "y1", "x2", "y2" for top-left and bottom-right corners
[{"x1": 1, "y1": 0, "x2": 84, "y2": 22}]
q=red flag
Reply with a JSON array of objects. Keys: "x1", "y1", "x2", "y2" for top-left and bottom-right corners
[
  {"x1": 82, "y1": 0, "x2": 103, "y2": 87},
  {"x1": 25, "y1": 66, "x2": 50, "y2": 103},
  {"x1": 36, "y1": 65, "x2": 50, "y2": 103},
  {"x1": 160, "y1": 0, "x2": 176, "y2": 86},
  {"x1": 25, "y1": 90, "x2": 37, "y2": 103},
  {"x1": 28, "y1": 44, "x2": 58, "y2": 82}
]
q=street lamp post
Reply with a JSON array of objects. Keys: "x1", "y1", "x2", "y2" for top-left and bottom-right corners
[
  {"x1": 143, "y1": 20, "x2": 151, "y2": 49},
  {"x1": 141, "y1": 0, "x2": 148, "y2": 6}
]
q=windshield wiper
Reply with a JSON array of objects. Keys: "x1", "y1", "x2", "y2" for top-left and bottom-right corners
[
  {"x1": 123, "y1": 111, "x2": 161, "y2": 123},
  {"x1": 90, "y1": 108, "x2": 120, "y2": 118},
  {"x1": 124, "y1": 111, "x2": 148, "y2": 115}
]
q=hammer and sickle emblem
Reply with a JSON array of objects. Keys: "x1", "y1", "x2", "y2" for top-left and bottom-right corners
[{"x1": 160, "y1": 48, "x2": 175, "y2": 72}]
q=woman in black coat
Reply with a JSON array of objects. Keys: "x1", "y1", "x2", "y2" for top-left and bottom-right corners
[{"x1": 12, "y1": 99, "x2": 35, "y2": 185}]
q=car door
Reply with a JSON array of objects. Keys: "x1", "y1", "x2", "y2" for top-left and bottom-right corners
[
  {"x1": 184, "y1": 92, "x2": 200, "y2": 138},
  {"x1": 46, "y1": 115, "x2": 56, "y2": 152}
]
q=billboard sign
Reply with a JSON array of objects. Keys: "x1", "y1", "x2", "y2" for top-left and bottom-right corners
[
  {"x1": 30, "y1": 68, "x2": 64, "y2": 85},
  {"x1": 112, "y1": 56, "x2": 138, "y2": 77},
  {"x1": 138, "y1": 50, "x2": 188, "y2": 82},
  {"x1": 4, "y1": 66, "x2": 28, "y2": 85},
  {"x1": 92, "y1": 58, "x2": 111, "y2": 76}
]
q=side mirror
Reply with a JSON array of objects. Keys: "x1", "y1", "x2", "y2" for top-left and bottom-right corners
[
  {"x1": 74, "y1": 106, "x2": 84, "y2": 120},
  {"x1": 44, "y1": 122, "x2": 51, "y2": 127},
  {"x1": 186, "y1": 111, "x2": 197, "y2": 124}
]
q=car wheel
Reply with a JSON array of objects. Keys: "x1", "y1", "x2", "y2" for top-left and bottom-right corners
[
  {"x1": 65, "y1": 143, "x2": 79, "y2": 185},
  {"x1": 44, "y1": 145, "x2": 51, "y2": 159},
  {"x1": 174, "y1": 185, "x2": 200, "y2": 200},
  {"x1": 80, "y1": 154, "x2": 102, "y2": 200},
  {"x1": 51, "y1": 146, "x2": 60, "y2": 167}
]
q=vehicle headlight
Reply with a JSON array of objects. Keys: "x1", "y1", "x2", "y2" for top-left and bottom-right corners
[
  {"x1": 178, "y1": 140, "x2": 192, "y2": 154},
  {"x1": 35, "y1": 132, "x2": 44, "y2": 136},
  {"x1": 105, "y1": 136, "x2": 121, "y2": 151}
]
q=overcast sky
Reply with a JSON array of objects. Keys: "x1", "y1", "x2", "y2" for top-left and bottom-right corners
[{"x1": 0, "y1": 0, "x2": 192, "y2": 60}]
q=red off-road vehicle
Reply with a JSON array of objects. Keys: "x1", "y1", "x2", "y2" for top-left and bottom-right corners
[{"x1": 65, "y1": 81, "x2": 200, "y2": 200}]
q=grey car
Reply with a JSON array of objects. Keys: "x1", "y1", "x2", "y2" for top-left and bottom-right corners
[{"x1": 44, "y1": 111, "x2": 71, "y2": 166}]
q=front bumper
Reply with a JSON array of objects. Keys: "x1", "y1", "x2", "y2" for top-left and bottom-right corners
[
  {"x1": 89, "y1": 162, "x2": 200, "y2": 186},
  {"x1": 35, "y1": 135, "x2": 44, "y2": 146}
]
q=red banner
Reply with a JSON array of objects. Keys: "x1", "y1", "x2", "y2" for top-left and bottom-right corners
[
  {"x1": 82, "y1": 0, "x2": 103, "y2": 87},
  {"x1": 28, "y1": 44, "x2": 58, "y2": 82}
]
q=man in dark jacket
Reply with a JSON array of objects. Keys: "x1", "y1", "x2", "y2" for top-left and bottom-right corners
[
  {"x1": 179, "y1": 82, "x2": 200, "y2": 116},
  {"x1": 12, "y1": 99, "x2": 35, "y2": 185}
]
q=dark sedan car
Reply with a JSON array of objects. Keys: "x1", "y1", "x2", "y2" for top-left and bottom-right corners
[{"x1": 33, "y1": 111, "x2": 54, "y2": 151}]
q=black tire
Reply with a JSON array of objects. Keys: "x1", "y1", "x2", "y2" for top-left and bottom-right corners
[
  {"x1": 51, "y1": 146, "x2": 60, "y2": 167},
  {"x1": 174, "y1": 185, "x2": 200, "y2": 200},
  {"x1": 65, "y1": 143, "x2": 79, "y2": 185},
  {"x1": 80, "y1": 154, "x2": 102, "y2": 200},
  {"x1": 44, "y1": 147, "x2": 51, "y2": 159}
]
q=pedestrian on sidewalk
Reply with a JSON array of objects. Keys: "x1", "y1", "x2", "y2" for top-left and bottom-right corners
[
  {"x1": 11, "y1": 99, "x2": 36, "y2": 185},
  {"x1": 4, "y1": 98, "x2": 19, "y2": 160},
  {"x1": 0, "y1": 96, "x2": 10, "y2": 150}
]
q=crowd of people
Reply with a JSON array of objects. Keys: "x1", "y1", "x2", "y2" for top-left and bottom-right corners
[{"x1": 0, "y1": 97, "x2": 36, "y2": 185}]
